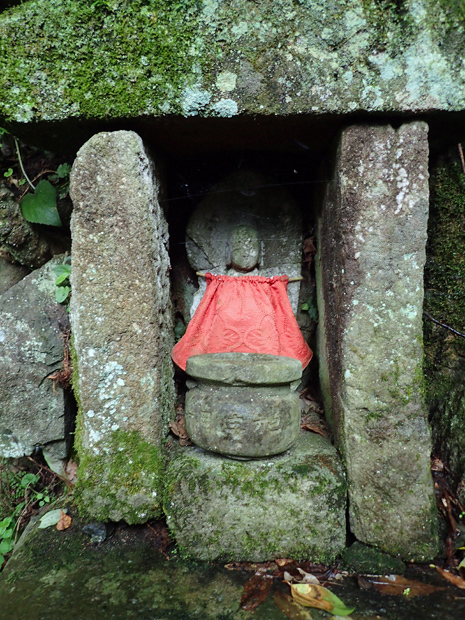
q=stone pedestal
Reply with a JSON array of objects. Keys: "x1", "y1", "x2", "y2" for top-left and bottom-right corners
[
  {"x1": 316, "y1": 122, "x2": 438, "y2": 560},
  {"x1": 70, "y1": 131, "x2": 175, "y2": 523},
  {"x1": 185, "y1": 353, "x2": 301, "y2": 458},
  {"x1": 164, "y1": 432, "x2": 346, "y2": 562}
]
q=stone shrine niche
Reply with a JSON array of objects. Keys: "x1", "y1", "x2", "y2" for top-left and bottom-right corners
[
  {"x1": 184, "y1": 169, "x2": 304, "y2": 316},
  {"x1": 170, "y1": 168, "x2": 315, "y2": 460}
]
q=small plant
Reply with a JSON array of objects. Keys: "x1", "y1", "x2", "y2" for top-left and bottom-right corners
[
  {"x1": 54, "y1": 259, "x2": 72, "y2": 304},
  {"x1": 301, "y1": 298, "x2": 318, "y2": 321},
  {"x1": 21, "y1": 179, "x2": 62, "y2": 227},
  {"x1": 0, "y1": 459, "x2": 63, "y2": 569},
  {"x1": 1, "y1": 133, "x2": 71, "y2": 227}
]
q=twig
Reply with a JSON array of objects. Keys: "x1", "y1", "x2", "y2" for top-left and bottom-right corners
[
  {"x1": 196, "y1": 271, "x2": 303, "y2": 282},
  {"x1": 26, "y1": 456, "x2": 73, "y2": 489},
  {"x1": 459, "y1": 143, "x2": 465, "y2": 177},
  {"x1": 14, "y1": 137, "x2": 35, "y2": 191},
  {"x1": 424, "y1": 311, "x2": 465, "y2": 339},
  {"x1": 18, "y1": 170, "x2": 57, "y2": 202}
]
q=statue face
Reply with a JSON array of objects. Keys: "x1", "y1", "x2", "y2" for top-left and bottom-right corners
[{"x1": 230, "y1": 224, "x2": 260, "y2": 272}]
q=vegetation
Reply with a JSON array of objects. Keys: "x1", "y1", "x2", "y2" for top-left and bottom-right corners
[{"x1": 0, "y1": 458, "x2": 65, "y2": 569}]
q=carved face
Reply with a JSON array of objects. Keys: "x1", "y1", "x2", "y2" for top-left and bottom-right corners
[{"x1": 230, "y1": 224, "x2": 260, "y2": 272}]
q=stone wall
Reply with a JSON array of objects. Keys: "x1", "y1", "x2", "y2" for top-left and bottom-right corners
[{"x1": 0, "y1": 256, "x2": 71, "y2": 460}]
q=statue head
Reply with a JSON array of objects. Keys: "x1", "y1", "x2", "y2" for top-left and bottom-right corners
[{"x1": 229, "y1": 224, "x2": 260, "y2": 272}]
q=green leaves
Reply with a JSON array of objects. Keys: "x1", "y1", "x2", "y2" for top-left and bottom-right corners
[
  {"x1": 20, "y1": 180, "x2": 62, "y2": 227},
  {"x1": 290, "y1": 583, "x2": 355, "y2": 616},
  {"x1": 54, "y1": 263, "x2": 71, "y2": 303},
  {"x1": 38, "y1": 509, "x2": 67, "y2": 529},
  {"x1": 0, "y1": 517, "x2": 15, "y2": 566},
  {"x1": 20, "y1": 473, "x2": 39, "y2": 488}
]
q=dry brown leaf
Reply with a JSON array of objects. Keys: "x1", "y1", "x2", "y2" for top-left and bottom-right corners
[
  {"x1": 436, "y1": 566, "x2": 465, "y2": 590},
  {"x1": 56, "y1": 510, "x2": 72, "y2": 531},
  {"x1": 302, "y1": 236, "x2": 316, "y2": 269},
  {"x1": 240, "y1": 572, "x2": 274, "y2": 611},
  {"x1": 65, "y1": 459, "x2": 78, "y2": 485},
  {"x1": 168, "y1": 414, "x2": 192, "y2": 446},
  {"x1": 300, "y1": 419, "x2": 328, "y2": 438},
  {"x1": 369, "y1": 575, "x2": 443, "y2": 597},
  {"x1": 276, "y1": 558, "x2": 295, "y2": 567}
]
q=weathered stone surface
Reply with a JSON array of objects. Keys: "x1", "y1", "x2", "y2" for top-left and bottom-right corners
[
  {"x1": 185, "y1": 353, "x2": 301, "y2": 457},
  {"x1": 0, "y1": 256, "x2": 28, "y2": 294},
  {"x1": 1, "y1": 0, "x2": 465, "y2": 137},
  {"x1": 164, "y1": 432, "x2": 347, "y2": 562},
  {"x1": 186, "y1": 386, "x2": 300, "y2": 458},
  {"x1": 0, "y1": 256, "x2": 71, "y2": 458},
  {"x1": 0, "y1": 184, "x2": 53, "y2": 269},
  {"x1": 316, "y1": 122, "x2": 439, "y2": 560},
  {"x1": 186, "y1": 352, "x2": 302, "y2": 385},
  {"x1": 186, "y1": 169, "x2": 303, "y2": 315},
  {"x1": 69, "y1": 130, "x2": 175, "y2": 523}
]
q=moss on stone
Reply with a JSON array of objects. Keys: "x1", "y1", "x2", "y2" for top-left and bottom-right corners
[
  {"x1": 1, "y1": 0, "x2": 465, "y2": 133},
  {"x1": 341, "y1": 540, "x2": 406, "y2": 575},
  {"x1": 75, "y1": 429, "x2": 165, "y2": 523},
  {"x1": 424, "y1": 160, "x2": 465, "y2": 483},
  {"x1": 164, "y1": 434, "x2": 347, "y2": 562}
]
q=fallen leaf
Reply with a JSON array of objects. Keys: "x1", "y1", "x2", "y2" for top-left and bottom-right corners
[
  {"x1": 290, "y1": 583, "x2": 355, "y2": 616},
  {"x1": 56, "y1": 510, "x2": 72, "y2": 531},
  {"x1": 302, "y1": 236, "x2": 316, "y2": 269},
  {"x1": 436, "y1": 566, "x2": 465, "y2": 590},
  {"x1": 240, "y1": 571, "x2": 274, "y2": 611},
  {"x1": 296, "y1": 568, "x2": 320, "y2": 584},
  {"x1": 369, "y1": 575, "x2": 443, "y2": 597},
  {"x1": 274, "y1": 590, "x2": 314, "y2": 619},
  {"x1": 38, "y1": 509, "x2": 68, "y2": 529},
  {"x1": 300, "y1": 418, "x2": 328, "y2": 437},
  {"x1": 65, "y1": 459, "x2": 78, "y2": 485},
  {"x1": 168, "y1": 414, "x2": 192, "y2": 446},
  {"x1": 276, "y1": 558, "x2": 295, "y2": 567}
]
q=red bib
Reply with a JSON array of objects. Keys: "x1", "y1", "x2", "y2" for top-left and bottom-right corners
[{"x1": 172, "y1": 274, "x2": 313, "y2": 371}]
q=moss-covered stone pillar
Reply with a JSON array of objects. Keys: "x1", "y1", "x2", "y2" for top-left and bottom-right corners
[
  {"x1": 70, "y1": 131, "x2": 175, "y2": 522},
  {"x1": 316, "y1": 122, "x2": 438, "y2": 560}
]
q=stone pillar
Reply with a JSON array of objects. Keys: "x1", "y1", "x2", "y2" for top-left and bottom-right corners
[
  {"x1": 316, "y1": 122, "x2": 438, "y2": 560},
  {"x1": 70, "y1": 131, "x2": 175, "y2": 523}
]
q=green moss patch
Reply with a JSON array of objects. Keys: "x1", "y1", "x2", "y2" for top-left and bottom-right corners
[
  {"x1": 164, "y1": 433, "x2": 347, "y2": 562},
  {"x1": 75, "y1": 429, "x2": 165, "y2": 523},
  {"x1": 424, "y1": 160, "x2": 465, "y2": 483}
]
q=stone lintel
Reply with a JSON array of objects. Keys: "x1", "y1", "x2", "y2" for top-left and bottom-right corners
[{"x1": 316, "y1": 122, "x2": 439, "y2": 560}]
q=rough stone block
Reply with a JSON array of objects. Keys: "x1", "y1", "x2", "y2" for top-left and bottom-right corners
[
  {"x1": 164, "y1": 432, "x2": 347, "y2": 562},
  {"x1": 0, "y1": 256, "x2": 71, "y2": 458},
  {"x1": 316, "y1": 122, "x2": 438, "y2": 560},
  {"x1": 0, "y1": 257, "x2": 28, "y2": 295},
  {"x1": 70, "y1": 130, "x2": 175, "y2": 523}
]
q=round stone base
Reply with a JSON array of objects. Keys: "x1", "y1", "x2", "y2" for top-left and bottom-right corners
[{"x1": 185, "y1": 353, "x2": 302, "y2": 458}]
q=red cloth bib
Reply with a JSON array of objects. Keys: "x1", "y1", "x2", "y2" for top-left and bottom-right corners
[{"x1": 172, "y1": 273, "x2": 313, "y2": 371}]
